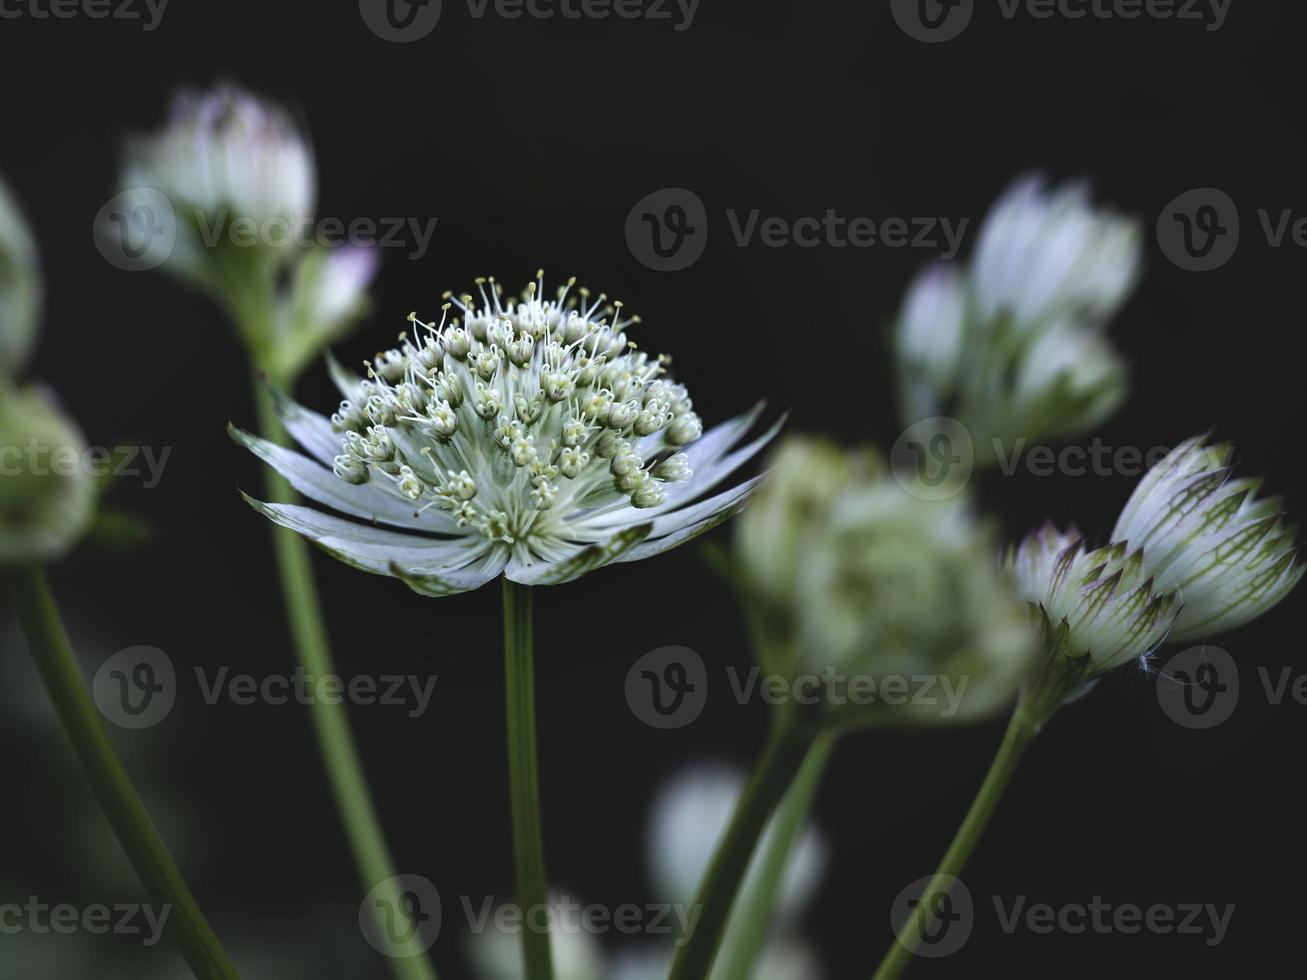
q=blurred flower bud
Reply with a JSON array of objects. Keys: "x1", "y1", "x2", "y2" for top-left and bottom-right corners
[
  {"x1": 735, "y1": 437, "x2": 1034, "y2": 727},
  {"x1": 970, "y1": 175, "x2": 1141, "y2": 331},
  {"x1": 0, "y1": 176, "x2": 40, "y2": 379},
  {"x1": 270, "y1": 244, "x2": 379, "y2": 380},
  {"x1": 121, "y1": 83, "x2": 315, "y2": 267},
  {"x1": 647, "y1": 765, "x2": 826, "y2": 924},
  {"x1": 893, "y1": 174, "x2": 1139, "y2": 466},
  {"x1": 0, "y1": 385, "x2": 96, "y2": 563}
]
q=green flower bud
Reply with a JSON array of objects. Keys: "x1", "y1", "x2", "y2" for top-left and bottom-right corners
[
  {"x1": 0, "y1": 385, "x2": 96, "y2": 564},
  {"x1": 735, "y1": 437, "x2": 1034, "y2": 728}
]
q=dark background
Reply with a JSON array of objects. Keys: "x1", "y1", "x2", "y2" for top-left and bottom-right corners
[{"x1": 2, "y1": 0, "x2": 1304, "y2": 976}]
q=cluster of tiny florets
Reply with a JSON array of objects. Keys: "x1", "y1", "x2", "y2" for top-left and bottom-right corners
[{"x1": 329, "y1": 274, "x2": 701, "y2": 546}]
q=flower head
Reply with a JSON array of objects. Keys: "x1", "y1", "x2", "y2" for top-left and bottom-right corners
[
  {"x1": 1112, "y1": 437, "x2": 1302, "y2": 642},
  {"x1": 123, "y1": 83, "x2": 315, "y2": 248},
  {"x1": 235, "y1": 274, "x2": 777, "y2": 593},
  {"x1": 0, "y1": 385, "x2": 96, "y2": 564},
  {"x1": 735, "y1": 437, "x2": 1034, "y2": 727},
  {"x1": 0, "y1": 175, "x2": 40, "y2": 379},
  {"x1": 1009, "y1": 522, "x2": 1179, "y2": 679},
  {"x1": 970, "y1": 175, "x2": 1140, "y2": 331},
  {"x1": 893, "y1": 174, "x2": 1139, "y2": 465}
]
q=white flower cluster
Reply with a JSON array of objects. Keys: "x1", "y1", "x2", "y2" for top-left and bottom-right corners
[
  {"x1": 237, "y1": 274, "x2": 774, "y2": 592},
  {"x1": 331, "y1": 275, "x2": 702, "y2": 535},
  {"x1": 895, "y1": 175, "x2": 1141, "y2": 462}
]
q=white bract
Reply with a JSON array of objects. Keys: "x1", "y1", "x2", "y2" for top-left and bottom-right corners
[
  {"x1": 236, "y1": 275, "x2": 777, "y2": 594},
  {"x1": 1112, "y1": 437, "x2": 1302, "y2": 642},
  {"x1": 970, "y1": 175, "x2": 1141, "y2": 330},
  {"x1": 0, "y1": 175, "x2": 40, "y2": 379},
  {"x1": 893, "y1": 175, "x2": 1139, "y2": 462},
  {"x1": 1009, "y1": 523, "x2": 1179, "y2": 674}
]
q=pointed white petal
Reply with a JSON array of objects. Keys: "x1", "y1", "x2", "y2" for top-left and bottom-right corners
[{"x1": 505, "y1": 524, "x2": 652, "y2": 586}]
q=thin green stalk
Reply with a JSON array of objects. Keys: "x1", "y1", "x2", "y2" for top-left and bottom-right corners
[
  {"x1": 869, "y1": 704, "x2": 1042, "y2": 980},
  {"x1": 502, "y1": 579, "x2": 553, "y2": 980},
  {"x1": 8, "y1": 565, "x2": 239, "y2": 980},
  {"x1": 668, "y1": 720, "x2": 817, "y2": 980},
  {"x1": 253, "y1": 373, "x2": 438, "y2": 980},
  {"x1": 713, "y1": 730, "x2": 837, "y2": 980}
]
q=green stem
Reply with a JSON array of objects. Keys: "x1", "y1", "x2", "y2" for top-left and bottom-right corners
[
  {"x1": 253, "y1": 372, "x2": 438, "y2": 980},
  {"x1": 869, "y1": 704, "x2": 1042, "y2": 980},
  {"x1": 502, "y1": 579, "x2": 553, "y2": 980},
  {"x1": 7, "y1": 565, "x2": 239, "y2": 980},
  {"x1": 668, "y1": 720, "x2": 816, "y2": 980},
  {"x1": 713, "y1": 730, "x2": 836, "y2": 980}
]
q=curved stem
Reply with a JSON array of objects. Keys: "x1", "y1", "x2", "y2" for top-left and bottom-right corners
[
  {"x1": 7, "y1": 565, "x2": 239, "y2": 980},
  {"x1": 254, "y1": 373, "x2": 438, "y2": 980},
  {"x1": 869, "y1": 704, "x2": 1041, "y2": 980},
  {"x1": 713, "y1": 730, "x2": 836, "y2": 980},
  {"x1": 502, "y1": 579, "x2": 554, "y2": 980},
  {"x1": 668, "y1": 720, "x2": 816, "y2": 980}
]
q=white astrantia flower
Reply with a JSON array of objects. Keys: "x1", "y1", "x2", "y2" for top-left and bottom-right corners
[
  {"x1": 1112, "y1": 437, "x2": 1303, "y2": 642},
  {"x1": 0, "y1": 175, "x2": 40, "y2": 379},
  {"x1": 892, "y1": 174, "x2": 1140, "y2": 464},
  {"x1": 0, "y1": 385, "x2": 96, "y2": 564},
  {"x1": 234, "y1": 274, "x2": 779, "y2": 594},
  {"x1": 737, "y1": 438, "x2": 1034, "y2": 726},
  {"x1": 648, "y1": 765, "x2": 826, "y2": 925},
  {"x1": 1009, "y1": 522, "x2": 1180, "y2": 676},
  {"x1": 123, "y1": 83, "x2": 315, "y2": 249},
  {"x1": 970, "y1": 174, "x2": 1141, "y2": 331}
]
